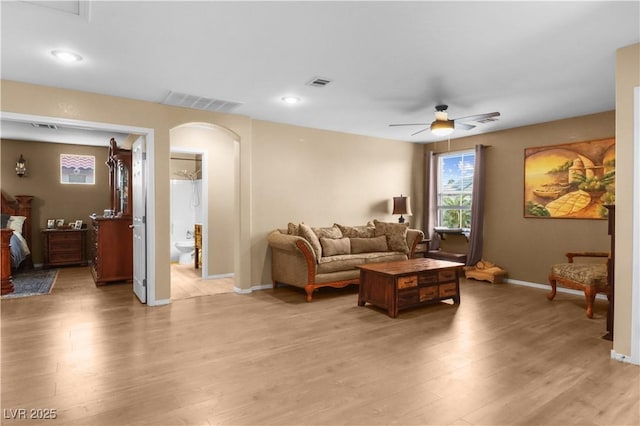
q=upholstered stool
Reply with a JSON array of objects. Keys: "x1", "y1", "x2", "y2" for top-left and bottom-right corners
[
  {"x1": 464, "y1": 260, "x2": 507, "y2": 283},
  {"x1": 547, "y1": 252, "x2": 609, "y2": 318}
]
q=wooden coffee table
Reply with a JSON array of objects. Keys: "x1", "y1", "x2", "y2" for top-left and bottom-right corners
[{"x1": 357, "y1": 258, "x2": 464, "y2": 318}]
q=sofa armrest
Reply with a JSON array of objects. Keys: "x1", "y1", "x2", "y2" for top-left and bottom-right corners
[
  {"x1": 267, "y1": 231, "x2": 317, "y2": 287},
  {"x1": 406, "y1": 229, "x2": 425, "y2": 258}
]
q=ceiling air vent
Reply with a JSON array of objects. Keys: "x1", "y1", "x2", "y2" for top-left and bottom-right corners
[
  {"x1": 31, "y1": 123, "x2": 58, "y2": 130},
  {"x1": 161, "y1": 91, "x2": 243, "y2": 113},
  {"x1": 306, "y1": 77, "x2": 333, "y2": 88}
]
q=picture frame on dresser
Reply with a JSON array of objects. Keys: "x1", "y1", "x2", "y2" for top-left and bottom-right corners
[
  {"x1": 74, "y1": 220, "x2": 83, "y2": 230},
  {"x1": 47, "y1": 219, "x2": 55, "y2": 229}
]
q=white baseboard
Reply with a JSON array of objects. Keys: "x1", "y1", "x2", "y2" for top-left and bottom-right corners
[
  {"x1": 233, "y1": 283, "x2": 272, "y2": 294},
  {"x1": 206, "y1": 272, "x2": 234, "y2": 280},
  {"x1": 148, "y1": 298, "x2": 170, "y2": 306},
  {"x1": 504, "y1": 278, "x2": 608, "y2": 301},
  {"x1": 610, "y1": 349, "x2": 639, "y2": 365}
]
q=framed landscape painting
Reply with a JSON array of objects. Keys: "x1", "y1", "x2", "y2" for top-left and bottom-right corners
[{"x1": 524, "y1": 138, "x2": 615, "y2": 219}]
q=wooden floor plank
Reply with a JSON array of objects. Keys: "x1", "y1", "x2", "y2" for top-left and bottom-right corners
[{"x1": 1, "y1": 266, "x2": 637, "y2": 425}]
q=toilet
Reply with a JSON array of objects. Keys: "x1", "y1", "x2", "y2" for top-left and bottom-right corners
[{"x1": 175, "y1": 240, "x2": 195, "y2": 265}]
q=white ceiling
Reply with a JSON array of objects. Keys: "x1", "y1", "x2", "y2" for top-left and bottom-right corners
[{"x1": 1, "y1": 1, "x2": 639, "y2": 145}]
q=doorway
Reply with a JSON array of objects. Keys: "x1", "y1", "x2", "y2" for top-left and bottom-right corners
[
  {"x1": 0, "y1": 112, "x2": 159, "y2": 305},
  {"x1": 169, "y1": 123, "x2": 238, "y2": 301}
]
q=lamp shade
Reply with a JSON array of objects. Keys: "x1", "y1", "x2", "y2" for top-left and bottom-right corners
[
  {"x1": 430, "y1": 119, "x2": 455, "y2": 136},
  {"x1": 392, "y1": 195, "x2": 412, "y2": 216}
]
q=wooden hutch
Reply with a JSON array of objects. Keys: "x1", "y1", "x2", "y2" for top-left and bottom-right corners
[{"x1": 90, "y1": 138, "x2": 133, "y2": 285}]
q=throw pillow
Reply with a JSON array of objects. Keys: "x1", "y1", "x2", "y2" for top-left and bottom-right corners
[
  {"x1": 312, "y1": 225, "x2": 343, "y2": 240},
  {"x1": 287, "y1": 222, "x2": 299, "y2": 236},
  {"x1": 374, "y1": 219, "x2": 409, "y2": 254},
  {"x1": 298, "y1": 223, "x2": 322, "y2": 259},
  {"x1": 335, "y1": 223, "x2": 375, "y2": 238},
  {"x1": 320, "y1": 237, "x2": 351, "y2": 257},
  {"x1": 350, "y1": 235, "x2": 388, "y2": 254}
]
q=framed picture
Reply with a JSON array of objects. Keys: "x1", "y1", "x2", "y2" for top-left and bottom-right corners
[
  {"x1": 524, "y1": 138, "x2": 615, "y2": 219},
  {"x1": 55, "y1": 219, "x2": 65, "y2": 228},
  {"x1": 47, "y1": 219, "x2": 55, "y2": 229},
  {"x1": 74, "y1": 220, "x2": 83, "y2": 230},
  {"x1": 60, "y1": 154, "x2": 96, "y2": 185}
]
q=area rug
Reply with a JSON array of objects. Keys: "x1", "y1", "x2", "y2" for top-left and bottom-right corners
[{"x1": 2, "y1": 269, "x2": 59, "y2": 299}]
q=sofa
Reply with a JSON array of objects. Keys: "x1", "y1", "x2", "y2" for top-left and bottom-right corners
[{"x1": 268, "y1": 220, "x2": 424, "y2": 302}]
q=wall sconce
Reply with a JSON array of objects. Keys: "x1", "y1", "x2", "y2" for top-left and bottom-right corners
[
  {"x1": 392, "y1": 194, "x2": 412, "y2": 224},
  {"x1": 15, "y1": 154, "x2": 27, "y2": 177}
]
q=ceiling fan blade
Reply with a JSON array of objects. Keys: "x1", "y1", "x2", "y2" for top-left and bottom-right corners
[
  {"x1": 411, "y1": 127, "x2": 430, "y2": 136},
  {"x1": 454, "y1": 122, "x2": 475, "y2": 131},
  {"x1": 453, "y1": 111, "x2": 500, "y2": 123},
  {"x1": 389, "y1": 123, "x2": 429, "y2": 127}
]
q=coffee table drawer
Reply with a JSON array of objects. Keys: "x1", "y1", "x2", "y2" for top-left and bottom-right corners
[
  {"x1": 438, "y1": 269, "x2": 457, "y2": 282},
  {"x1": 439, "y1": 282, "x2": 458, "y2": 297},
  {"x1": 397, "y1": 275, "x2": 418, "y2": 289},
  {"x1": 398, "y1": 288, "x2": 419, "y2": 305},
  {"x1": 419, "y1": 286, "x2": 438, "y2": 301}
]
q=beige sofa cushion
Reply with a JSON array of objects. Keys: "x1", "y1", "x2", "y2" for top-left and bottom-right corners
[
  {"x1": 374, "y1": 220, "x2": 409, "y2": 254},
  {"x1": 320, "y1": 237, "x2": 351, "y2": 257},
  {"x1": 350, "y1": 235, "x2": 388, "y2": 254},
  {"x1": 317, "y1": 251, "x2": 407, "y2": 274}
]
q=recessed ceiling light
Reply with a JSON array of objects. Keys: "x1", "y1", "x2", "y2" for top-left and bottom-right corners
[
  {"x1": 51, "y1": 49, "x2": 83, "y2": 63},
  {"x1": 281, "y1": 96, "x2": 301, "y2": 104}
]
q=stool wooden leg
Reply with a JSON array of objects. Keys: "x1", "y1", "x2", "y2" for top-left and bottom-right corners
[
  {"x1": 547, "y1": 275, "x2": 557, "y2": 301},
  {"x1": 585, "y1": 286, "x2": 596, "y2": 318}
]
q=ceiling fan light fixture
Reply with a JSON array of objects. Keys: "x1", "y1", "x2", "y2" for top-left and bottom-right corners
[
  {"x1": 430, "y1": 119, "x2": 454, "y2": 136},
  {"x1": 51, "y1": 49, "x2": 83, "y2": 63}
]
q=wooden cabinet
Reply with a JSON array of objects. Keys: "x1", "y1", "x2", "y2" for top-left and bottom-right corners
[
  {"x1": 106, "y1": 138, "x2": 132, "y2": 217},
  {"x1": 90, "y1": 216, "x2": 132, "y2": 285},
  {"x1": 41, "y1": 228, "x2": 88, "y2": 268},
  {"x1": 92, "y1": 138, "x2": 134, "y2": 285},
  {"x1": 358, "y1": 259, "x2": 462, "y2": 318}
]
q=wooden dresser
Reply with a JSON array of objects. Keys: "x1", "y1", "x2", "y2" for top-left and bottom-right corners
[
  {"x1": 90, "y1": 216, "x2": 132, "y2": 285},
  {"x1": 42, "y1": 228, "x2": 88, "y2": 268}
]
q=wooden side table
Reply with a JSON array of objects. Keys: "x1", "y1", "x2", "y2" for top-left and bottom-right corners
[{"x1": 41, "y1": 228, "x2": 88, "y2": 268}]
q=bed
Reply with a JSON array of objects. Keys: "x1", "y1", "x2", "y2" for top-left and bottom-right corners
[{"x1": 1, "y1": 192, "x2": 34, "y2": 295}]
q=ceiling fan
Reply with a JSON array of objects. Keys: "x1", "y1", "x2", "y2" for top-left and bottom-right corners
[{"x1": 390, "y1": 105, "x2": 500, "y2": 137}]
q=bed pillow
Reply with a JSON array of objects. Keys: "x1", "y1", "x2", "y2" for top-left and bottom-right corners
[
  {"x1": 1, "y1": 213, "x2": 10, "y2": 228},
  {"x1": 6, "y1": 215, "x2": 26, "y2": 234}
]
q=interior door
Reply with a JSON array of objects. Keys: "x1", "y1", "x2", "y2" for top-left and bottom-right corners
[{"x1": 132, "y1": 136, "x2": 147, "y2": 303}]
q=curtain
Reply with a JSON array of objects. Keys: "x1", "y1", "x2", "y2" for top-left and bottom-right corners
[
  {"x1": 424, "y1": 152, "x2": 439, "y2": 250},
  {"x1": 466, "y1": 144, "x2": 487, "y2": 265}
]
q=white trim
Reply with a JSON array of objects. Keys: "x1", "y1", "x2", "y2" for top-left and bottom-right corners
[
  {"x1": 2, "y1": 112, "x2": 158, "y2": 307},
  {"x1": 206, "y1": 273, "x2": 234, "y2": 280},
  {"x1": 629, "y1": 86, "x2": 640, "y2": 365},
  {"x1": 233, "y1": 284, "x2": 272, "y2": 294},
  {"x1": 147, "y1": 298, "x2": 170, "y2": 306},
  {"x1": 505, "y1": 278, "x2": 608, "y2": 301}
]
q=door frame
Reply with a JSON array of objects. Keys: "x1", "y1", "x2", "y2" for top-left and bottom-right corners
[{"x1": 1, "y1": 112, "x2": 159, "y2": 305}]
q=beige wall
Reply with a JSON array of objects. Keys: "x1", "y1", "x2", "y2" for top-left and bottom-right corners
[
  {"x1": 250, "y1": 120, "x2": 424, "y2": 285},
  {"x1": 170, "y1": 124, "x2": 236, "y2": 276},
  {"x1": 1, "y1": 79, "x2": 254, "y2": 302},
  {"x1": 425, "y1": 111, "x2": 615, "y2": 284},
  {"x1": 1, "y1": 139, "x2": 110, "y2": 263},
  {"x1": 614, "y1": 42, "x2": 639, "y2": 358}
]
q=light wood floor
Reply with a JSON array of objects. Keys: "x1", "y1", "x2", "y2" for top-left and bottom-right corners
[
  {"x1": 170, "y1": 263, "x2": 235, "y2": 301},
  {"x1": 1, "y1": 266, "x2": 638, "y2": 425}
]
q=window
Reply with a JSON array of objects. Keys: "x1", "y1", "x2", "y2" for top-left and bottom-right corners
[
  {"x1": 60, "y1": 154, "x2": 95, "y2": 184},
  {"x1": 437, "y1": 150, "x2": 475, "y2": 229}
]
